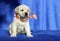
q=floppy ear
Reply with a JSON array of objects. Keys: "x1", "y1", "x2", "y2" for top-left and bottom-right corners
[
  {"x1": 29, "y1": 9, "x2": 31, "y2": 12},
  {"x1": 14, "y1": 13, "x2": 20, "y2": 19},
  {"x1": 15, "y1": 6, "x2": 19, "y2": 14}
]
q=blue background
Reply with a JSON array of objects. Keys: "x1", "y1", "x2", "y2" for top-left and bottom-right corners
[
  {"x1": 0, "y1": 0, "x2": 60, "y2": 31},
  {"x1": 0, "y1": 0, "x2": 60, "y2": 41}
]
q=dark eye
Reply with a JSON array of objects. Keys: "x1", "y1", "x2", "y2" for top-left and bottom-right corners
[
  {"x1": 27, "y1": 10, "x2": 30, "y2": 12},
  {"x1": 21, "y1": 9, "x2": 24, "y2": 11}
]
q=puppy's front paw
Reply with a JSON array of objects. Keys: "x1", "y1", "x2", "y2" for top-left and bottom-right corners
[
  {"x1": 10, "y1": 34, "x2": 17, "y2": 37},
  {"x1": 27, "y1": 34, "x2": 33, "y2": 37}
]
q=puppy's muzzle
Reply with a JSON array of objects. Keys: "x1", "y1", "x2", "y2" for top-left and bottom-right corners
[{"x1": 20, "y1": 12, "x2": 28, "y2": 19}]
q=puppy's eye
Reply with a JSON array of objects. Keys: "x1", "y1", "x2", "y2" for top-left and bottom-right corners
[
  {"x1": 21, "y1": 9, "x2": 24, "y2": 11},
  {"x1": 27, "y1": 10, "x2": 30, "y2": 12}
]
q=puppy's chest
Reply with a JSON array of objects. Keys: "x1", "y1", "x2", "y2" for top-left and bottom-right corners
[{"x1": 13, "y1": 17, "x2": 29, "y2": 33}]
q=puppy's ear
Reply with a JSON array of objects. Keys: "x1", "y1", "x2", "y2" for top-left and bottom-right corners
[
  {"x1": 29, "y1": 10, "x2": 31, "y2": 13},
  {"x1": 29, "y1": 9, "x2": 31, "y2": 12},
  {"x1": 28, "y1": 9, "x2": 31, "y2": 15},
  {"x1": 15, "y1": 6, "x2": 19, "y2": 14}
]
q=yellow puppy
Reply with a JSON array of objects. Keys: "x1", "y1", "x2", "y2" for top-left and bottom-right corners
[{"x1": 9, "y1": 4, "x2": 36, "y2": 37}]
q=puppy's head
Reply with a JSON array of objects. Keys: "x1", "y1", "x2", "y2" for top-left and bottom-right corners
[{"x1": 15, "y1": 4, "x2": 31, "y2": 21}]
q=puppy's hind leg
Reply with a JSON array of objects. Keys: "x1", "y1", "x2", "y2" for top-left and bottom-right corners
[
  {"x1": 9, "y1": 24, "x2": 12, "y2": 35},
  {"x1": 9, "y1": 23, "x2": 17, "y2": 37}
]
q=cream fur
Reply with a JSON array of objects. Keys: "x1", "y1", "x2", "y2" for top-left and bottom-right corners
[{"x1": 9, "y1": 4, "x2": 33, "y2": 37}]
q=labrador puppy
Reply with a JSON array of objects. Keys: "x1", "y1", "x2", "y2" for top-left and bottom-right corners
[{"x1": 9, "y1": 4, "x2": 34, "y2": 37}]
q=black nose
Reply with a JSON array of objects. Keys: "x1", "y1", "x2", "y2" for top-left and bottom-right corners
[{"x1": 25, "y1": 12, "x2": 28, "y2": 16}]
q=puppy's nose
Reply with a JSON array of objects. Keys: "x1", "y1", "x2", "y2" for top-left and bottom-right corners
[{"x1": 25, "y1": 12, "x2": 28, "y2": 16}]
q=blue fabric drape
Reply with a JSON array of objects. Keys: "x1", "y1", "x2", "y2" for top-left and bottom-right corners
[{"x1": 0, "y1": 0, "x2": 60, "y2": 31}]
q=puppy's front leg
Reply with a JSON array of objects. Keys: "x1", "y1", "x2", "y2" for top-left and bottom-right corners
[
  {"x1": 10, "y1": 22, "x2": 17, "y2": 37},
  {"x1": 25, "y1": 24, "x2": 33, "y2": 37}
]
